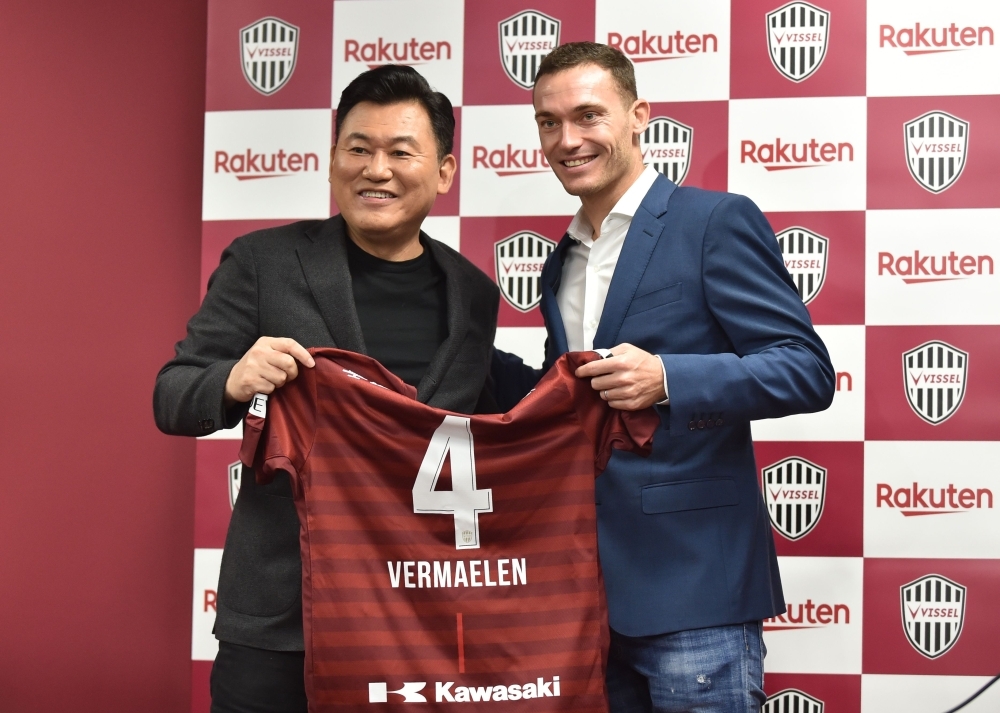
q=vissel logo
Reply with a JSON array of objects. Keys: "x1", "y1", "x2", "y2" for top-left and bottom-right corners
[
  {"x1": 228, "y1": 461, "x2": 242, "y2": 510},
  {"x1": 214, "y1": 149, "x2": 321, "y2": 180},
  {"x1": 766, "y1": 1, "x2": 830, "y2": 82},
  {"x1": 904, "y1": 111, "x2": 969, "y2": 194},
  {"x1": 495, "y1": 232, "x2": 556, "y2": 312},
  {"x1": 499, "y1": 10, "x2": 561, "y2": 89},
  {"x1": 764, "y1": 689, "x2": 824, "y2": 713},
  {"x1": 880, "y1": 23, "x2": 995, "y2": 56},
  {"x1": 607, "y1": 30, "x2": 719, "y2": 63},
  {"x1": 762, "y1": 457, "x2": 827, "y2": 541},
  {"x1": 776, "y1": 227, "x2": 828, "y2": 304},
  {"x1": 369, "y1": 681, "x2": 427, "y2": 703},
  {"x1": 902, "y1": 341, "x2": 968, "y2": 425},
  {"x1": 240, "y1": 17, "x2": 299, "y2": 95},
  {"x1": 876, "y1": 482, "x2": 993, "y2": 517},
  {"x1": 641, "y1": 117, "x2": 692, "y2": 185},
  {"x1": 901, "y1": 574, "x2": 967, "y2": 659}
]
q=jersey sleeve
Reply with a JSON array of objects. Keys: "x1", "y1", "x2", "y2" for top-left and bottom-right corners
[
  {"x1": 562, "y1": 352, "x2": 660, "y2": 474},
  {"x1": 239, "y1": 364, "x2": 317, "y2": 487}
]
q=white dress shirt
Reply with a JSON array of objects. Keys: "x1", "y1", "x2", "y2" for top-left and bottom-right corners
[{"x1": 557, "y1": 165, "x2": 669, "y2": 402}]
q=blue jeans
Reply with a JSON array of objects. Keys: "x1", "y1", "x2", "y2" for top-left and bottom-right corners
[{"x1": 606, "y1": 622, "x2": 766, "y2": 713}]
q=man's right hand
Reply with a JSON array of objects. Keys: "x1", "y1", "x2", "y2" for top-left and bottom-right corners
[{"x1": 224, "y1": 337, "x2": 316, "y2": 406}]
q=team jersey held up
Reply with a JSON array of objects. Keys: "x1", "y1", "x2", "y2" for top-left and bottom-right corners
[{"x1": 240, "y1": 348, "x2": 658, "y2": 712}]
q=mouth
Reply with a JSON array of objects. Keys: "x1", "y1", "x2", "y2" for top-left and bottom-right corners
[
  {"x1": 358, "y1": 189, "x2": 397, "y2": 200},
  {"x1": 561, "y1": 156, "x2": 596, "y2": 169}
]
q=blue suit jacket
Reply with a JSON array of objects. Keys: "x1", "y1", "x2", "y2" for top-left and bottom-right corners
[{"x1": 492, "y1": 175, "x2": 835, "y2": 636}]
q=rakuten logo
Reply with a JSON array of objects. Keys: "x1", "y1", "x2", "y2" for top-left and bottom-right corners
[
  {"x1": 214, "y1": 149, "x2": 320, "y2": 180},
  {"x1": 880, "y1": 23, "x2": 994, "y2": 56},
  {"x1": 740, "y1": 139, "x2": 853, "y2": 170},
  {"x1": 878, "y1": 251, "x2": 994, "y2": 284},
  {"x1": 471, "y1": 145, "x2": 550, "y2": 176},
  {"x1": 607, "y1": 31, "x2": 718, "y2": 62},
  {"x1": 764, "y1": 600, "x2": 850, "y2": 630},
  {"x1": 877, "y1": 482, "x2": 993, "y2": 516},
  {"x1": 344, "y1": 38, "x2": 452, "y2": 68}
]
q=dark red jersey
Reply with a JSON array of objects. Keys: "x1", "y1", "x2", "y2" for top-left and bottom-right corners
[{"x1": 240, "y1": 348, "x2": 658, "y2": 712}]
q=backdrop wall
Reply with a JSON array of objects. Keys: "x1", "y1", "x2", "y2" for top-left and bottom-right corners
[
  {"x1": 0, "y1": 1, "x2": 207, "y2": 711},
  {"x1": 192, "y1": 1, "x2": 1000, "y2": 712}
]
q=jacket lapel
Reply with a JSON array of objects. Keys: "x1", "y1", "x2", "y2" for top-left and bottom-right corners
[
  {"x1": 592, "y1": 175, "x2": 678, "y2": 349},
  {"x1": 297, "y1": 216, "x2": 367, "y2": 354},
  {"x1": 419, "y1": 238, "x2": 468, "y2": 403},
  {"x1": 540, "y1": 235, "x2": 573, "y2": 357}
]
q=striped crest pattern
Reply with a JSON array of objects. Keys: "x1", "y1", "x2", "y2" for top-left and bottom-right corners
[
  {"x1": 641, "y1": 117, "x2": 693, "y2": 185},
  {"x1": 901, "y1": 574, "x2": 967, "y2": 659},
  {"x1": 902, "y1": 340, "x2": 968, "y2": 425},
  {"x1": 766, "y1": 1, "x2": 830, "y2": 82},
  {"x1": 240, "y1": 17, "x2": 299, "y2": 95}
]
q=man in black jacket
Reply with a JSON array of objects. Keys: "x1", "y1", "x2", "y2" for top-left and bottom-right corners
[{"x1": 154, "y1": 66, "x2": 500, "y2": 713}]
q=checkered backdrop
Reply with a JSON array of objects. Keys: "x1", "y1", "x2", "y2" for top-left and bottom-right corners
[{"x1": 190, "y1": 1, "x2": 1000, "y2": 711}]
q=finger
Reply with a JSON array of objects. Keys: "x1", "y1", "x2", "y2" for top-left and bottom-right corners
[
  {"x1": 265, "y1": 351, "x2": 300, "y2": 380},
  {"x1": 575, "y1": 358, "x2": 620, "y2": 378},
  {"x1": 271, "y1": 338, "x2": 315, "y2": 368},
  {"x1": 257, "y1": 363, "x2": 290, "y2": 388},
  {"x1": 589, "y1": 374, "x2": 630, "y2": 393}
]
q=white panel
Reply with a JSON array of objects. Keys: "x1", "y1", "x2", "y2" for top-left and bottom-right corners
[
  {"x1": 198, "y1": 421, "x2": 243, "y2": 441},
  {"x1": 192, "y1": 548, "x2": 224, "y2": 661},
  {"x1": 862, "y1": 674, "x2": 1000, "y2": 712},
  {"x1": 460, "y1": 104, "x2": 581, "y2": 217},
  {"x1": 764, "y1": 557, "x2": 864, "y2": 674},
  {"x1": 203, "y1": 110, "x2": 333, "y2": 220},
  {"x1": 421, "y1": 215, "x2": 460, "y2": 252},
  {"x1": 867, "y1": 0, "x2": 1000, "y2": 97},
  {"x1": 332, "y1": 0, "x2": 465, "y2": 104},
  {"x1": 866, "y1": 209, "x2": 1000, "y2": 325},
  {"x1": 865, "y1": 441, "x2": 1000, "y2": 558},
  {"x1": 728, "y1": 97, "x2": 867, "y2": 211},
  {"x1": 595, "y1": 0, "x2": 731, "y2": 101},
  {"x1": 752, "y1": 325, "x2": 865, "y2": 442},
  {"x1": 494, "y1": 327, "x2": 547, "y2": 369}
]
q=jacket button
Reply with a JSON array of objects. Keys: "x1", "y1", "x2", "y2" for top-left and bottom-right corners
[
  {"x1": 199, "y1": 419, "x2": 215, "y2": 431},
  {"x1": 688, "y1": 420, "x2": 696, "y2": 430},
  {"x1": 716, "y1": 418, "x2": 724, "y2": 427},
  {"x1": 697, "y1": 420, "x2": 705, "y2": 429},
  {"x1": 706, "y1": 419, "x2": 714, "y2": 428}
]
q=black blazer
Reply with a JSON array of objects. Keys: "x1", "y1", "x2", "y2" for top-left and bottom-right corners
[{"x1": 154, "y1": 215, "x2": 500, "y2": 650}]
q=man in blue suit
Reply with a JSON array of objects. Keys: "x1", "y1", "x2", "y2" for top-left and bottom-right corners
[{"x1": 492, "y1": 43, "x2": 835, "y2": 712}]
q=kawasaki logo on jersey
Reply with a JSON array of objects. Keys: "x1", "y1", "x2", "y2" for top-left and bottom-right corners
[{"x1": 369, "y1": 677, "x2": 561, "y2": 703}]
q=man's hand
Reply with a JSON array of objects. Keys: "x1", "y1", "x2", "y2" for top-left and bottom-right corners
[
  {"x1": 575, "y1": 343, "x2": 665, "y2": 411},
  {"x1": 224, "y1": 337, "x2": 315, "y2": 406}
]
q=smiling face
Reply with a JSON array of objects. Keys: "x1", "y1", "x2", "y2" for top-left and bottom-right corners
[
  {"x1": 330, "y1": 100, "x2": 455, "y2": 258},
  {"x1": 533, "y1": 64, "x2": 648, "y2": 205}
]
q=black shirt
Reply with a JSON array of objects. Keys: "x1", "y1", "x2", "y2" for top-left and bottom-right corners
[{"x1": 346, "y1": 237, "x2": 448, "y2": 388}]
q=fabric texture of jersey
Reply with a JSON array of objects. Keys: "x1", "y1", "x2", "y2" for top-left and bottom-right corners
[{"x1": 240, "y1": 348, "x2": 658, "y2": 712}]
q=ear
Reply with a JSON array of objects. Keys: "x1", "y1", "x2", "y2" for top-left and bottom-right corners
[
  {"x1": 632, "y1": 98, "x2": 651, "y2": 136},
  {"x1": 437, "y1": 154, "x2": 457, "y2": 195},
  {"x1": 328, "y1": 145, "x2": 336, "y2": 184}
]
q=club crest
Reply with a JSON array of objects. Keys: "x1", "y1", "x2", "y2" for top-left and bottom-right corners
[
  {"x1": 904, "y1": 111, "x2": 969, "y2": 194},
  {"x1": 641, "y1": 117, "x2": 693, "y2": 186},
  {"x1": 901, "y1": 574, "x2": 966, "y2": 659},
  {"x1": 498, "y1": 10, "x2": 561, "y2": 89},
  {"x1": 495, "y1": 231, "x2": 556, "y2": 312},
  {"x1": 766, "y1": 1, "x2": 830, "y2": 82},
  {"x1": 763, "y1": 689, "x2": 824, "y2": 713},
  {"x1": 902, "y1": 340, "x2": 968, "y2": 425},
  {"x1": 240, "y1": 17, "x2": 299, "y2": 95},
  {"x1": 228, "y1": 461, "x2": 242, "y2": 510},
  {"x1": 762, "y1": 457, "x2": 827, "y2": 541},
  {"x1": 776, "y1": 226, "x2": 828, "y2": 305}
]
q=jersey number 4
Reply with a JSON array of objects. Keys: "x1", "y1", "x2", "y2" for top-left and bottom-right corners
[{"x1": 412, "y1": 415, "x2": 493, "y2": 550}]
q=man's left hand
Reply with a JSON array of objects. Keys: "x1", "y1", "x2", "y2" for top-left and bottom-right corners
[{"x1": 575, "y1": 343, "x2": 666, "y2": 411}]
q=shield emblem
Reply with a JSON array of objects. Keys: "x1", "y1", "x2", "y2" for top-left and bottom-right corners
[
  {"x1": 240, "y1": 17, "x2": 299, "y2": 95},
  {"x1": 641, "y1": 117, "x2": 693, "y2": 185},
  {"x1": 902, "y1": 340, "x2": 968, "y2": 425},
  {"x1": 495, "y1": 231, "x2": 556, "y2": 312},
  {"x1": 228, "y1": 461, "x2": 242, "y2": 510},
  {"x1": 904, "y1": 111, "x2": 969, "y2": 194},
  {"x1": 776, "y1": 227, "x2": 828, "y2": 305},
  {"x1": 763, "y1": 689, "x2": 824, "y2": 713},
  {"x1": 766, "y1": 1, "x2": 830, "y2": 82},
  {"x1": 498, "y1": 10, "x2": 561, "y2": 89},
  {"x1": 762, "y1": 457, "x2": 826, "y2": 541},
  {"x1": 901, "y1": 574, "x2": 967, "y2": 659}
]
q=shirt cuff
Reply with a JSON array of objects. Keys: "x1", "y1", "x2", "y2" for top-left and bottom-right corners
[{"x1": 656, "y1": 355, "x2": 670, "y2": 406}]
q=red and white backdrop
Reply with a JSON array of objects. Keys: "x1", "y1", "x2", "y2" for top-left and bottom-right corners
[{"x1": 190, "y1": 1, "x2": 1000, "y2": 711}]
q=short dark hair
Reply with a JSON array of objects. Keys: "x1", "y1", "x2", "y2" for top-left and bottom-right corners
[
  {"x1": 534, "y1": 42, "x2": 637, "y2": 105},
  {"x1": 335, "y1": 65, "x2": 455, "y2": 159}
]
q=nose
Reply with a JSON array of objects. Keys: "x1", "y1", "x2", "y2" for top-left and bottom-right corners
[
  {"x1": 557, "y1": 122, "x2": 584, "y2": 152},
  {"x1": 363, "y1": 150, "x2": 392, "y2": 182}
]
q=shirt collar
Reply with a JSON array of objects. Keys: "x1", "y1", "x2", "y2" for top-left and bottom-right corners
[{"x1": 567, "y1": 165, "x2": 659, "y2": 245}]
